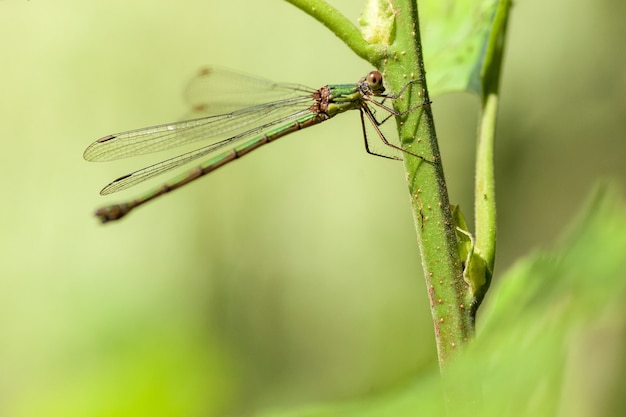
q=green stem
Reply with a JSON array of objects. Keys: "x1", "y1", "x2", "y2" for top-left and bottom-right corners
[
  {"x1": 285, "y1": 0, "x2": 474, "y2": 369},
  {"x1": 473, "y1": 92, "x2": 497, "y2": 306},
  {"x1": 472, "y1": 0, "x2": 512, "y2": 310},
  {"x1": 383, "y1": 0, "x2": 472, "y2": 369}
]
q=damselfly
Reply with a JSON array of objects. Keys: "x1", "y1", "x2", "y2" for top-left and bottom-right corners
[{"x1": 84, "y1": 68, "x2": 428, "y2": 223}]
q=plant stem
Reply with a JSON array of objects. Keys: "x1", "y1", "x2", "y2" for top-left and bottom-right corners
[
  {"x1": 382, "y1": 0, "x2": 472, "y2": 369},
  {"x1": 472, "y1": 0, "x2": 512, "y2": 310},
  {"x1": 285, "y1": 0, "x2": 475, "y2": 369}
]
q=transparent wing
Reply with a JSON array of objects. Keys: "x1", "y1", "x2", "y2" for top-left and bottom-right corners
[
  {"x1": 84, "y1": 68, "x2": 315, "y2": 162},
  {"x1": 184, "y1": 66, "x2": 315, "y2": 115},
  {"x1": 99, "y1": 108, "x2": 313, "y2": 195}
]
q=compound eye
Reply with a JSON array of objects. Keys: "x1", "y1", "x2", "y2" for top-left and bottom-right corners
[{"x1": 367, "y1": 71, "x2": 383, "y2": 88}]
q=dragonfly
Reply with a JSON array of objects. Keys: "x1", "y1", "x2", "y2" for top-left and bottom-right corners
[{"x1": 84, "y1": 68, "x2": 429, "y2": 223}]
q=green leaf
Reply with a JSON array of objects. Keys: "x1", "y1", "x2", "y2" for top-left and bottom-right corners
[
  {"x1": 451, "y1": 205, "x2": 490, "y2": 307},
  {"x1": 461, "y1": 183, "x2": 626, "y2": 416},
  {"x1": 258, "y1": 183, "x2": 626, "y2": 416},
  {"x1": 419, "y1": 0, "x2": 503, "y2": 96}
]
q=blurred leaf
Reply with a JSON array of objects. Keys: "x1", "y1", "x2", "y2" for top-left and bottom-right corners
[
  {"x1": 258, "y1": 183, "x2": 626, "y2": 416},
  {"x1": 464, "y1": 182, "x2": 626, "y2": 416},
  {"x1": 420, "y1": 0, "x2": 502, "y2": 96}
]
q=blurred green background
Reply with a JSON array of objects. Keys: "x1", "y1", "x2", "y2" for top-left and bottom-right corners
[{"x1": 1, "y1": 0, "x2": 624, "y2": 416}]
